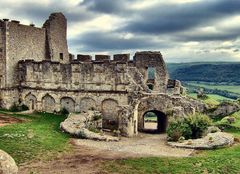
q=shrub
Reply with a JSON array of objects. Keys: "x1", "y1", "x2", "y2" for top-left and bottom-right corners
[
  {"x1": 9, "y1": 103, "x2": 29, "y2": 112},
  {"x1": 93, "y1": 113, "x2": 102, "y2": 121},
  {"x1": 167, "y1": 113, "x2": 212, "y2": 141},
  {"x1": 9, "y1": 103, "x2": 19, "y2": 112},
  {"x1": 167, "y1": 118, "x2": 192, "y2": 141},
  {"x1": 184, "y1": 113, "x2": 212, "y2": 139},
  {"x1": 21, "y1": 104, "x2": 29, "y2": 111},
  {"x1": 59, "y1": 107, "x2": 69, "y2": 116}
]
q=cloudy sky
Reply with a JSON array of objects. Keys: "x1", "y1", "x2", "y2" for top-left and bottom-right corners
[{"x1": 0, "y1": 0, "x2": 240, "y2": 62}]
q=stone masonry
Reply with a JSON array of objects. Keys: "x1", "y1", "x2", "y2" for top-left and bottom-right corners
[{"x1": 0, "y1": 12, "x2": 205, "y2": 136}]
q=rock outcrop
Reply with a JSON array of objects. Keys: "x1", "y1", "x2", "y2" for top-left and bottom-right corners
[
  {"x1": 0, "y1": 150, "x2": 18, "y2": 174},
  {"x1": 168, "y1": 132, "x2": 234, "y2": 149},
  {"x1": 60, "y1": 111, "x2": 119, "y2": 141},
  {"x1": 212, "y1": 102, "x2": 240, "y2": 117}
]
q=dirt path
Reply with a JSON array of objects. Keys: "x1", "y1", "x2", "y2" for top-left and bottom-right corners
[
  {"x1": 0, "y1": 113, "x2": 23, "y2": 127},
  {"x1": 19, "y1": 133, "x2": 194, "y2": 174}
]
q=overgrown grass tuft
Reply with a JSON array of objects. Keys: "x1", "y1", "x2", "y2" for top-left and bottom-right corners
[{"x1": 0, "y1": 111, "x2": 71, "y2": 164}]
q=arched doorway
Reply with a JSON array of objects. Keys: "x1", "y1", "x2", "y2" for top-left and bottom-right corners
[{"x1": 142, "y1": 110, "x2": 167, "y2": 133}]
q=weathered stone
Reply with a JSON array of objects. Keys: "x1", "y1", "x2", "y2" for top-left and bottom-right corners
[
  {"x1": 168, "y1": 132, "x2": 234, "y2": 149},
  {"x1": 0, "y1": 149, "x2": 18, "y2": 174},
  {"x1": 60, "y1": 111, "x2": 119, "y2": 141},
  {"x1": 212, "y1": 102, "x2": 240, "y2": 117}
]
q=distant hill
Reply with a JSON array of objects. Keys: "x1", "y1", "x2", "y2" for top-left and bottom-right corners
[{"x1": 167, "y1": 62, "x2": 240, "y2": 84}]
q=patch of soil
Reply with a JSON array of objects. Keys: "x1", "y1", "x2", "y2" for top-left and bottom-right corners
[
  {"x1": 0, "y1": 114, "x2": 24, "y2": 127},
  {"x1": 19, "y1": 144, "x2": 134, "y2": 174},
  {"x1": 19, "y1": 134, "x2": 194, "y2": 174}
]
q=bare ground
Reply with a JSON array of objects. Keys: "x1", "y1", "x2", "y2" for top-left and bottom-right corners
[
  {"x1": 0, "y1": 113, "x2": 24, "y2": 127},
  {"x1": 19, "y1": 133, "x2": 194, "y2": 174}
]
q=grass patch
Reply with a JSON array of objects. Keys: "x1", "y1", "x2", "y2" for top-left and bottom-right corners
[
  {"x1": 215, "y1": 111, "x2": 240, "y2": 131},
  {"x1": 188, "y1": 93, "x2": 235, "y2": 106},
  {"x1": 0, "y1": 111, "x2": 71, "y2": 164}
]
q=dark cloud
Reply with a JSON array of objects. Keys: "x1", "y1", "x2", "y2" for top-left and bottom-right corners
[
  {"x1": 175, "y1": 31, "x2": 239, "y2": 42},
  {"x1": 119, "y1": 0, "x2": 240, "y2": 34},
  {"x1": 69, "y1": 31, "x2": 169, "y2": 51},
  {"x1": 1, "y1": 1, "x2": 95, "y2": 26},
  {"x1": 79, "y1": 0, "x2": 134, "y2": 15}
]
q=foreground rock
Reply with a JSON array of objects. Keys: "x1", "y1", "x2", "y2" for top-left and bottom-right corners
[
  {"x1": 60, "y1": 111, "x2": 119, "y2": 141},
  {"x1": 168, "y1": 132, "x2": 234, "y2": 150},
  {"x1": 0, "y1": 150, "x2": 18, "y2": 174}
]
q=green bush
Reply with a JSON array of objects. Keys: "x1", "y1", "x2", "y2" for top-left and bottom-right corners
[
  {"x1": 59, "y1": 107, "x2": 69, "y2": 116},
  {"x1": 167, "y1": 113, "x2": 212, "y2": 141},
  {"x1": 9, "y1": 103, "x2": 29, "y2": 112},
  {"x1": 184, "y1": 113, "x2": 212, "y2": 139},
  {"x1": 93, "y1": 114, "x2": 102, "y2": 121},
  {"x1": 166, "y1": 118, "x2": 192, "y2": 141}
]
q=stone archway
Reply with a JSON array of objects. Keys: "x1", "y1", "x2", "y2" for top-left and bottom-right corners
[
  {"x1": 60, "y1": 97, "x2": 75, "y2": 113},
  {"x1": 42, "y1": 94, "x2": 56, "y2": 112},
  {"x1": 25, "y1": 93, "x2": 37, "y2": 110},
  {"x1": 142, "y1": 110, "x2": 167, "y2": 133}
]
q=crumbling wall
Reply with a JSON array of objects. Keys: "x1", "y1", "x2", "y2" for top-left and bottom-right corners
[
  {"x1": 133, "y1": 51, "x2": 169, "y2": 93},
  {"x1": 18, "y1": 60, "x2": 130, "y2": 91},
  {"x1": 43, "y1": 13, "x2": 69, "y2": 63}
]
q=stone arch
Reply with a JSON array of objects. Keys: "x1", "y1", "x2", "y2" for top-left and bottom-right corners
[
  {"x1": 25, "y1": 93, "x2": 37, "y2": 110},
  {"x1": 142, "y1": 110, "x2": 167, "y2": 133},
  {"x1": 101, "y1": 99, "x2": 119, "y2": 129},
  {"x1": 60, "y1": 97, "x2": 75, "y2": 113},
  {"x1": 137, "y1": 95, "x2": 171, "y2": 133},
  {"x1": 42, "y1": 94, "x2": 56, "y2": 112},
  {"x1": 80, "y1": 97, "x2": 96, "y2": 112}
]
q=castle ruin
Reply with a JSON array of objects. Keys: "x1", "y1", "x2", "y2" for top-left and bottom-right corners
[{"x1": 0, "y1": 13, "x2": 204, "y2": 136}]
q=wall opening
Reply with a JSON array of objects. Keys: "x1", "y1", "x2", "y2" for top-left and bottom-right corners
[
  {"x1": 147, "y1": 84, "x2": 154, "y2": 90},
  {"x1": 147, "y1": 67, "x2": 155, "y2": 91},
  {"x1": 142, "y1": 110, "x2": 167, "y2": 134},
  {"x1": 147, "y1": 67, "x2": 155, "y2": 80},
  {"x1": 59, "y1": 53, "x2": 63, "y2": 60}
]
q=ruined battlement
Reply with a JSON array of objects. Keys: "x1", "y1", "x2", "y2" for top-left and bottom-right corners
[{"x1": 0, "y1": 12, "x2": 189, "y2": 137}]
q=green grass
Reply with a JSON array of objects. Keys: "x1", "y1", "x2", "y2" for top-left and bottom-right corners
[
  {"x1": 215, "y1": 111, "x2": 240, "y2": 131},
  {"x1": 0, "y1": 111, "x2": 71, "y2": 164},
  {"x1": 144, "y1": 117, "x2": 157, "y2": 121},
  {"x1": 188, "y1": 93, "x2": 234, "y2": 106},
  {"x1": 187, "y1": 82, "x2": 240, "y2": 94}
]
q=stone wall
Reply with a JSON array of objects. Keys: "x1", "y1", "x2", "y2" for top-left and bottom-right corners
[
  {"x1": 18, "y1": 60, "x2": 131, "y2": 92},
  {"x1": 6, "y1": 21, "x2": 46, "y2": 87},
  {"x1": 0, "y1": 21, "x2": 5, "y2": 88},
  {"x1": 134, "y1": 51, "x2": 169, "y2": 93},
  {"x1": 43, "y1": 13, "x2": 69, "y2": 63},
  {"x1": 20, "y1": 88, "x2": 128, "y2": 128}
]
